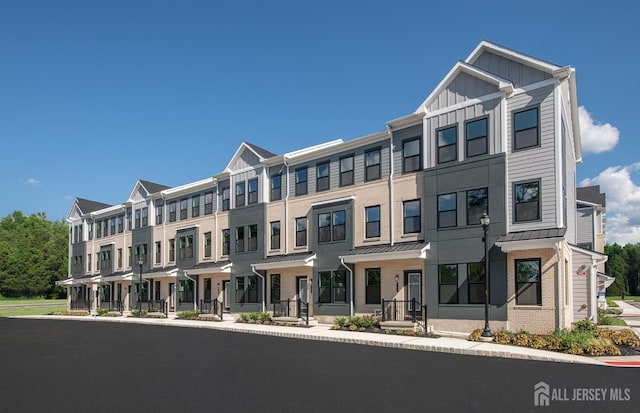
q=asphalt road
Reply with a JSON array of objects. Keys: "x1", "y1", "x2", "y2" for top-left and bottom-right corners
[{"x1": 0, "y1": 319, "x2": 637, "y2": 413}]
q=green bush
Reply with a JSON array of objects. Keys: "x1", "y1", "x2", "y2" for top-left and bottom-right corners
[
  {"x1": 513, "y1": 332, "x2": 532, "y2": 347},
  {"x1": 493, "y1": 330, "x2": 514, "y2": 345},
  {"x1": 96, "y1": 308, "x2": 109, "y2": 316},
  {"x1": 238, "y1": 312, "x2": 270, "y2": 323},
  {"x1": 333, "y1": 315, "x2": 380, "y2": 330},
  {"x1": 598, "y1": 310, "x2": 627, "y2": 326},
  {"x1": 468, "y1": 329, "x2": 483, "y2": 342},
  {"x1": 130, "y1": 309, "x2": 147, "y2": 317},
  {"x1": 574, "y1": 319, "x2": 597, "y2": 334},
  {"x1": 176, "y1": 310, "x2": 200, "y2": 319},
  {"x1": 596, "y1": 328, "x2": 640, "y2": 347}
]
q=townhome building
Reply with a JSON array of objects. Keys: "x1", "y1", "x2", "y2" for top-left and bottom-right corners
[{"x1": 59, "y1": 40, "x2": 605, "y2": 335}]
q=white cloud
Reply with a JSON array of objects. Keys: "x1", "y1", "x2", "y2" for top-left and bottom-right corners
[
  {"x1": 581, "y1": 163, "x2": 640, "y2": 245},
  {"x1": 27, "y1": 178, "x2": 41, "y2": 187},
  {"x1": 579, "y1": 106, "x2": 619, "y2": 154}
]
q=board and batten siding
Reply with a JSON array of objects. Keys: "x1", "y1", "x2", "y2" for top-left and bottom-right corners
[
  {"x1": 424, "y1": 97, "x2": 502, "y2": 169},
  {"x1": 472, "y1": 51, "x2": 552, "y2": 89},
  {"x1": 506, "y1": 84, "x2": 557, "y2": 231},
  {"x1": 576, "y1": 208, "x2": 594, "y2": 246},
  {"x1": 428, "y1": 71, "x2": 499, "y2": 112}
]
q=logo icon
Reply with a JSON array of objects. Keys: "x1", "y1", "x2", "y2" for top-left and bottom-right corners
[{"x1": 534, "y1": 381, "x2": 550, "y2": 407}]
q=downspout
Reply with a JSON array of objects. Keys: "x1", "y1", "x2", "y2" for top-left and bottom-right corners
[
  {"x1": 212, "y1": 178, "x2": 218, "y2": 263},
  {"x1": 284, "y1": 158, "x2": 290, "y2": 255},
  {"x1": 387, "y1": 126, "x2": 395, "y2": 246},
  {"x1": 160, "y1": 195, "x2": 166, "y2": 269},
  {"x1": 183, "y1": 270, "x2": 197, "y2": 311},
  {"x1": 554, "y1": 242, "x2": 563, "y2": 330},
  {"x1": 251, "y1": 265, "x2": 266, "y2": 313},
  {"x1": 340, "y1": 258, "x2": 354, "y2": 316}
]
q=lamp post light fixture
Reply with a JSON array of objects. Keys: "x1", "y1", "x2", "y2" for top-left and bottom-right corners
[
  {"x1": 480, "y1": 213, "x2": 493, "y2": 339},
  {"x1": 138, "y1": 258, "x2": 144, "y2": 318}
]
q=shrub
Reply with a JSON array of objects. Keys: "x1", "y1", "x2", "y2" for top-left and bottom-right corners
[
  {"x1": 349, "y1": 324, "x2": 358, "y2": 331},
  {"x1": 334, "y1": 317, "x2": 347, "y2": 328},
  {"x1": 493, "y1": 330, "x2": 514, "y2": 345},
  {"x1": 545, "y1": 336, "x2": 564, "y2": 351},
  {"x1": 238, "y1": 312, "x2": 270, "y2": 323},
  {"x1": 513, "y1": 332, "x2": 532, "y2": 347},
  {"x1": 176, "y1": 310, "x2": 199, "y2": 319},
  {"x1": 566, "y1": 343, "x2": 584, "y2": 355},
  {"x1": 574, "y1": 319, "x2": 597, "y2": 334},
  {"x1": 530, "y1": 335, "x2": 548, "y2": 349},
  {"x1": 468, "y1": 329, "x2": 483, "y2": 342},
  {"x1": 130, "y1": 310, "x2": 147, "y2": 317},
  {"x1": 596, "y1": 328, "x2": 640, "y2": 347},
  {"x1": 96, "y1": 308, "x2": 109, "y2": 316}
]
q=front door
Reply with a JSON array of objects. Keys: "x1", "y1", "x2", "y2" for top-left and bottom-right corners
[
  {"x1": 223, "y1": 280, "x2": 231, "y2": 311},
  {"x1": 297, "y1": 276, "x2": 308, "y2": 317},
  {"x1": 405, "y1": 271, "x2": 422, "y2": 319},
  {"x1": 169, "y1": 283, "x2": 175, "y2": 311}
]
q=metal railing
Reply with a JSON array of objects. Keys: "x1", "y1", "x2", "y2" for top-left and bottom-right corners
[
  {"x1": 272, "y1": 298, "x2": 309, "y2": 326},
  {"x1": 110, "y1": 300, "x2": 123, "y2": 313},
  {"x1": 148, "y1": 300, "x2": 166, "y2": 314},
  {"x1": 272, "y1": 299, "x2": 291, "y2": 317},
  {"x1": 70, "y1": 300, "x2": 90, "y2": 311},
  {"x1": 381, "y1": 298, "x2": 427, "y2": 325},
  {"x1": 298, "y1": 298, "x2": 309, "y2": 326},
  {"x1": 199, "y1": 299, "x2": 223, "y2": 319}
]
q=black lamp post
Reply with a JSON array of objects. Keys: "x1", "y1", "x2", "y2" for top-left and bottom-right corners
[
  {"x1": 138, "y1": 258, "x2": 144, "y2": 318},
  {"x1": 480, "y1": 213, "x2": 493, "y2": 339}
]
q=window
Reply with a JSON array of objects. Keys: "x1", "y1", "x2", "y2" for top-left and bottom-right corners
[
  {"x1": 439, "y1": 264, "x2": 458, "y2": 304},
  {"x1": 295, "y1": 217, "x2": 307, "y2": 247},
  {"x1": 95, "y1": 222, "x2": 102, "y2": 239},
  {"x1": 134, "y1": 244, "x2": 147, "y2": 265},
  {"x1": 128, "y1": 246, "x2": 132, "y2": 267},
  {"x1": 135, "y1": 209, "x2": 141, "y2": 229},
  {"x1": 271, "y1": 274, "x2": 281, "y2": 303},
  {"x1": 365, "y1": 148, "x2": 381, "y2": 181},
  {"x1": 403, "y1": 138, "x2": 421, "y2": 173},
  {"x1": 270, "y1": 221, "x2": 280, "y2": 250},
  {"x1": 192, "y1": 196, "x2": 200, "y2": 218},
  {"x1": 316, "y1": 162, "x2": 330, "y2": 192},
  {"x1": 102, "y1": 220, "x2": 108, "y2": 237},
  {"x1": 365, "y1": 206, "x2": 380, "y2": 238},
  {"x1": 204, "y1": 278, "x2": 211, "y2": 300},
  {"x1": 295, "y1": 168, "x2": 308, "y2": 196},
  {"x1": 365, "y1": 268, "x2": 381, "y2": 304},
  {"x1": 467, "y1": 188, "x2": 488, "y2": 225},
  {"x1": 87, "y1": 254, "x2": 92, "y2": 272},
  {"x1": 516, "y1": 259, "x2": 541, "y2": 305},
  {"x1": 514, "y1": 181, "x2": 540, "y2": 222},
  {"x1": 270, "y1": 174, "x2": 281, "y2": 201},
  {"x1": 118, "y1": 215, "x2": 124, "y2": 233},
  {"x1": 127, "y1": 208, "x2": 132, "y2": 230},
  {"x1": 318, "y1": 271, "x2": 346, "y2": 303},
  {"x1": 168, "y1": 239, "x2": 175, "y2": 262},
  {"x1": 117, "y1": 248, "x2": 122, "y2": 268},
  {"x1": 437, "y1": 126, "x2": 457, "y2": 163},
  {"x1": 204, "y1": 192, "x2": 214, "y2": 215},
  {"x1": 247, "y1": 276, "x2": 258, "y2": 303},
  {"x1": 222, "y1": 187, "x2": 230, "y2": 211},
  {"x1": 466, "y1": 117, "x2": 488, "y2": 157},
  {"x1": 180, "y1": 199, "x2": 188, "y2": 220},
  {"x1": 141, "y1": 207, "x2": 148, "y2": 227},
  {"x1": 235, "y1": 227, "x2": 244, "y2": 253},
  {"x1": 578, "y1": 242, "x2": 593, "y2": 251},
  {"x1": 318, "y1": 210, "x2": 346, "y2": 243},
  {"x1": 178, "y1": 235, "x2": 193, "y2": 259},
  {"x1": 236, "y1": 182, "x2": 245, "y2": 207},
  {"x1": 178, "y1": 280, "x2": 193, "y2": 303},
  {"x1": 248, "y1": 224, "x2": 258, "y2": 252},
  {"x1": 155, "y1": 202, "x2": 163, "y2": 225},
  {"x1": 318, "y1": 213, "x2": 331, "y2": 243},
  {"x1": 513, "y1": 107, "x2": 539, "y2": 150},
  {"x1": 235, "y1": 277, "x2": 245, "y2": 303},
  {"x1": 155, "y1": 241, "x2": 161, "y2": 264},
  {"x1": 248, "y1": 179, "x2": 258, "y2": 204},
  {"x1": 222, "y1": 229, "x2": 230, "y2": 256},
  {"x1": 155, "y1": 281, "x2": 161, "y2": 301},
  {"x1": 236, "y1": 276, "x2": 258, "y2": 303},
  {"x1": 333, "y1": 211, "x2": 346, "y2": 241},
  {"x1": 403, "y1": 200, "x2": 421, "y2": 234},
  {"x1": 204, "y1": 232, "x2": 211, "y2": 258},
  {"x1": 169, "y1": 202, "x2": 177, "y2": 222},
  {"x1": 438, "y1": 193, "x2": 457, "y2": 228},
  {"x1": 340, "y1": 156, "x2": 354, "y2": 186},
  {"x1": 110, "y1": 218, "x2": 116, "y2": 235},
  {"x1": 468, "y1": 262, "x2": 485, "y2": 304}
]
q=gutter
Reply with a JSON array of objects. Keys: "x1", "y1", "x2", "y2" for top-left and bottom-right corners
[
  {"x1": 251, "y1": 265, "x2": 266, "y2": 313},
  {"x1": 340, "y1": 258, "x2": 354, "y2": 316}
]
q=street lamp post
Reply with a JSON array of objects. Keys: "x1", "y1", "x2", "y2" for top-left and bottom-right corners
[
  {"x1": 138, "y1": 258, "x2": 144, "y2": 318},
  {"x1": 480, "y1": 213, "x2": 493, "y2": 339}
]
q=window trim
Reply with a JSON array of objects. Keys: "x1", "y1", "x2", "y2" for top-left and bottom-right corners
[
  {"x1": 513, "y1": 179, "x2": 541, "y2": 223},
  {"x1": 437, "y1": 125, "x2": 458, "y2": 164},
  {"x1": 513, "y1": 106, "x2": 540, "y2": 151},
  {"x1": 339, "y1": 155, "x2": 354, "y2": 187},
  {"x1": 235, "y1": 182, "x2": 245, "y2": 208},
  {"x1": 438, "y1": 264, "x2": 459, "y2": 304},
  {"x1": 248, "y1": 178, "x2": 258, "y2": 205},
  {"x1": 295, "y1": 217, "x2": 307, "y2": 247},
  {"x1": 316, "y1": 161, "x2": 330, "y2": 192},
  {"x1": 270, "y1": 174, "x2": 282, "y2": 201},
  {"x1": 270, "y1": 221, "x2": 281, "y2": 250},
  {"x1": 365, "y1": 205, "x2": 381, "y2": 238},
  {"x1": 192, "y1": 196, "x2": 200, "y2": 218},
  {"x1": 515, "y1": 258, "x2": 542, "y2": 306},
  {"x1": 437, "y1": 193, "x2": 457, "y2": 229},
  {"x1": 403, "y1": 199, "x2": 421, "y2": 234},
  {"x1": 365, "y1": 147, "x2": 381, "y2": 182},
  {"x1": 465, "y1": 116, "x2": 488, "y2": 158},
  {"x1": 295, "y1": 167, "x2": 308, "y2": 196},
  {"x1": 402, "y1": 137, "x2": 422, "y2": 174}
]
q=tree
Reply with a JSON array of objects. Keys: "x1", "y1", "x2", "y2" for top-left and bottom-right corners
[{"x1": 604, "y1": 243, "x2": 628, "y2": 296}]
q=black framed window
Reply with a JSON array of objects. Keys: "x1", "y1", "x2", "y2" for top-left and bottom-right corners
[
  {"x1": 141, "y1": 207, "x2": 148, "y2": 227},
  {"x1": 468, "y1": 262, "x2": 485, "y2": 304},
  {"x1": 318, "y1": 213, "x2": 331, "y2": 243},
  {"x1": 365, "y1": 205, "x2": 380, "y2": 238},
  {"x1": 180, "y1": 199, "x2": 188, "y2": 220},
  {"x1": 248, "y1": 178, "x2": 258, "y2": 204},
  {"x1": 365, "y1": 148, "x2": 381, "y2": 181},
  {"x1": 271, "y1": 274, "x2": 281, "y2": 303},
  {"x1": 333, "y1": 270, "x2": 346, "y2": 302},
  {"x1": 247, "y1": 276, "x2": 258, "y2": 303},
  {"x1": 117, "y1": 248, "x2": 122, "y2": 268},
  {"x1": 235, "y1": 277, "x2": 245, "y2": 303},
  {"x1": 333, "y1": 210, "x2": 346, "y2": 241},
  {"x1": 235, "y1": 227, "x2": 244, "y2": 253},
  {"x1": 438, "y1": 126, "x2": 457, "y2": 163},
  {"x1": 178, "y1": 280, "x2": 193, "y2": 303},
  {"x1": 168, "y1": 239, "x2": 175, "y2": 262},
  {"x1": 127, "y1": 208, "x2": 132, "y2": 230},
  {"x1": 192, "y1": 196, "x2": 200, "y2": 218},
  {"x1": 204, "y1": 192, "x2": 214, "y2": 215},
  {"x1": 513, "y1": 107, "x2": 539, "y2": 150},
  {"x1": 96, "y1": 222, "x2": 102, "y2": 239},
  {"x1": 204, "y1": 232, "x2": 211, "y2": 258},
  {"x1": 102, "y1": 220, "x2": 108, "y2": 237},
  {"x1": 222, "y1": 229, "x2": 230, "y2": 256},
  {"x1": 88, "y1": 223, "x2": 93, "y2": 241},
  {"x1": 110, "y1": 218, "x2": 116, "y2": 235},
  {"x1": 235, "y1": 182, "x2": 245, "y2": 208},
  {"x1": 248, "y1": 224, "x2": 258, "y2": 252},
  {"x1": 155, "y1": 202, "x2": 163, "y2": 224},
  {"x1": 318, "y1": 270, "x2": 346, "y2": 303},
  {"x1": 439, "y1": 264, "x2": 458, "y2": 304},
  {"x1": 316, "y1": 162, "x2": 330, "y2": 192},
  {"x1": 135, "y1": 209, "x2": 141, "y2": 229},
  {"x1": 204, "y1": 279, "x2": 211, "y2": 300},
  {"x1": 155, "y1": 241, "x2": 161, "y2": 264},
  {"x1": 365, "y1": 268, "x2": 381, "y2": 304},
  {"x1": 318, "y1": 210, "x2": 346, "y2": 243},
  {"x1": 516, "y1": 259, "x2": 541, "y2": 305},
  {"x1": 87, "y1": 253, "x2": 92, "y2": 272},
  {"x1": 295, "y1": 168, "x2": 307, "y2": 196},
  {"x1": 466, "y1": 117, "x2": 488, "y2": 157},
  {"x1": 296, "y1": 217, "x2": 307, "y2": 247},
  {"x1": 467, "y1": 188, "x2": 488, "y2": 225},
  {"x1": 270, "y1": 221, "x2": 280, "y2": 250},
  {"x1": 118, "y1": 215, "x2": 124, "y2": 233},
  {"x1": 222, "y1": 187, "x2": 230, "y2": 211},
  {"x1": 340, "y1": 156, "x2": 354, "y2": 187},
  {"x1": 514, "y1": 181, "x2": 540, "y2": 222},
  {"x1": 270, "y1": 174, "x2": 282, "y2": 201},
  {"x1": 438, "y1": 193, "x2": 457, "y2": 228},
  {"x1": 403, "y1": 138, "x2": 421, "y2": 173},
  {"x1": 403, "y1": 199, "x2": 421, "y2": 234},
  {"x1": 128, "y1": 247, "x2": 132, "y2": 267},
  {"x1": 318, "y1": 271, "x2": 331, "y2": 303},
  {"x1": 169, "y1": 202, "x2": 176, "y2": 222},
  {"x1": 178, "y1": 235, "x2": 193, "y2": 259}
]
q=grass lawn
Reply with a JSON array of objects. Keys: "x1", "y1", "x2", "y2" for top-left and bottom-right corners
[
  {"x1": 0, "y1": 298, "x2": 67, "y2": 317},
  {"x1": 0, "y1": 298, "x2": 66, "y2": 305},
  {"x1": 0, "y1": 305, "x2": 67, "y2": 317},
  {"x1": 608, "y1": 295, "x2": 640, "y2": 302}
]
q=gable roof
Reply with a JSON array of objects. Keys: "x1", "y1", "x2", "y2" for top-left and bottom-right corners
[
  {"x1": 577, "y1": 185, "x2": 606, "y2": 207},
  {"x1": 139, "y1": 180, "x2": 170, "y2": 194},
  {"x1": 244, "y1": 141, "x2": 276, "y2": 159},
  {"x1": 75, "y1": 198, "x2": 112, "y2": 215},
  {"x1": 223, "y1": 141, "x2": 276, "y2": 173},
  {"x1": 465, "y1": 40, "x2": 561, "y2": 73}
]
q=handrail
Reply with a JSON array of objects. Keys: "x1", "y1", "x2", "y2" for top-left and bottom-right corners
[{"x1": 271, "y1": 299, "x2": 290, "y2": 317}]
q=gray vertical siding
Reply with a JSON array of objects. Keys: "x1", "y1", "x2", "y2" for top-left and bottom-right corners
[
  {"x1": 473, "y1": 51, "x2": 552, "y2": 88},
  {"x1": 429, "y1": 71, "x2": 499, "y2": 112},
  {"x1": 392, "y1": 124, "x2": 423, "y2": 176}
]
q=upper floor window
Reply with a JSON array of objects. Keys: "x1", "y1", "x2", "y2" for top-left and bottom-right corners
[
  {"x1": 248, "y1": 179, "x2": 258, "y2": 204},
  {"x1": 168, "y1": 240, "x2": 175, "y2": 262},
  {"x1": 296, "y1": 217, "x2": 307, "y2": 247},
  {"x1": 365, "y1": 148, "x2": 381, "y2": 181},
  {"x1": 438, "y1": 193, "x2": 457, "y2": 228},
  {"x1": 514, "y1": 181, "x2": 540, "y2": 222},
  {"x1": 437, "y1": 125, "x2": 457, "y2": 164},
  {"x1": 248, "y1": 224, "x2": 258, "y2": 252},
  {"x1": 467, "y1": 188, "x2": 488, "y2": 225},
  {"x1": 295, "y1": 168, "x2": 308, "y2": 196},
  {"x1": 270, "y1": 174, "x2": 282, "y2": 201},
  {"x1": 365, "y1": 206, "x2": 380, "y2": 238},
  {"x1": 222, "y1": 229, "x2": 230, "y2": 256},
  {"x1": 340, "y1": 156, "x2": 354, "y2": 187},
  {"x1": 155, "y1": 241, "x2": 162, "y2": 264},
  {"x1": 117, "y1": 248, "x2": 123, "y2": 268},
  {"x1": 180, "y1": 199, "x2": 188, "y2": 220},
  {"x1": 141, "y1": 207, "x2": 148, "y2": 227},
  {"x1": 169, "y1": 202, "x2": 177, "y2": 222},
  {"x1": 236, "y1": 182, "x2": 245, "y2": 208},
  {"x1": 316, "y1": 162, "x2": 330, "y2": 192},
  {"x1": 403, "y1": 138, "x2": 421, "y2": 173},
  {"x1": 270, "y1": 221, "x2": 280, "y2": 250},
  {"x1": 235, "y1": 227, "x2": 245, "y2": 253},
  {"x1": 192, "y1": 196, "x2": 200, "y2": 218},
  {"x1": 222, "y1": 187, "x2": 230, "y2": 211},
  {"x1": 515, "y1": 258, "x2": 541, "y2": 305},
  {"x1": 318, "y1": 210, "x2": 346, "y2": 243},
  {"x1": 204, "y1": 232, "x2": 212, "y2": 258},
  {"x1": 513, "y1": 107, "x2": 539, "y2": 150},
  {"x1": 155, "y1": 203, "x2": 163, "y2": 225},
  {"x1": 468, "y1": 262, "x2": 486, "y2": 304},
  {"x1": 110, "y1": 218, "x2": 116, "y2": 235},
  {"x1": 135, "y1": 209, "x2": 141, "y2": 229},
  {"x1": 127, "y1": 208, "x2": 132, "y2": 230},
  {"x1": 88, "y1": 222, "x2": 93, "y2": 240},
  {"x1": 403, "y1": 199, "x2": 421, "y2": 234},
  {"x1": 466, "y1": 117, "x2": 488, "y2": 157},
  {"x1": 178, "y1": 235, "x2": 193, "y2": 259},
  {"x1": 204, "y1": 192, "x2": 214, "y2": 215},
  {"x1": 118, "y1": 215, "x2": 124, "y2": 233}
]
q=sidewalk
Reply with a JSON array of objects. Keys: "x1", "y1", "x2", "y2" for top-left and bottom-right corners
[{"x1": 596, "y1": 300, "x2": 640, "y2": 367}]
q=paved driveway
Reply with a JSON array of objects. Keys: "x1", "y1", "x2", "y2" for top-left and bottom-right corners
[{"x1": 0, "y1": 319, "x2": 637, "y2": 412}]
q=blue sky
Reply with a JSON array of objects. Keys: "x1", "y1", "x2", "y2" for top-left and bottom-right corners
[{"x1": 1, "y1": 1, "x2": 638, "y2": 244}]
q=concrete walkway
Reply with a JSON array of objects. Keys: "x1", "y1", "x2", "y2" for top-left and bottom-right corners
[{"x1": 594, "y1": 300, "x2": 640, "y2": 367}]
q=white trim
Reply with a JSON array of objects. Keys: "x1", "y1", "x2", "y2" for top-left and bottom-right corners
[
  {"x1": 509, "y1": 78, "x2": 557, "y2": 97},
  {"x1": 253, "y1": 254, "x2": 317, "y2": 271},
  {"x1": 176, "y1": 224, "x2": 199, "y2": 232},
  {"x1": 339, "y1": 244, "x2": 429, "y2": 264},
  {"x1": 160, "y1": 177, "x2": 216, "y2": 197},
  {"x1": 465, "y1": 40, "x2": 560, "y2": 73},
  {"x1": 495, "y1": 237, "x2": 565, "y2": 253},
  {"x1": 501, "y1": 94, "x2": 510, "y2": 234},
  {"x1": 554, "y1": 80, "x2": 564, "y2": 229},
  {"x1": 422, "y1": 91, "x2": 504, "y2": 119},
  {"x1": 310, "y1": 196, "x2": 356, "y2": 208}
]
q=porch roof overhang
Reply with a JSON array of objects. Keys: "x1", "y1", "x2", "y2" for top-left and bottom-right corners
[
  {"x1": 338, "y1": 242, "x2": 430, "y2": 264},
  {"x1": 184, "y1": 261, "x2": 232, "y2": 275},
  {"x1": 597, "y1": 272, "x2": 616, "y2": 289},
  {"x1": 253, "y1": 253, "x2": 316, "y2": 270},
  {"x1": 495, "y1": 228, "x2": 566, "y2": 253},
  {"x1": 101, "y1": 273, "x2": 134, "y2": 282},
  {"x1": 56, "y1": 277, "x2": 83, "y2": 286}
]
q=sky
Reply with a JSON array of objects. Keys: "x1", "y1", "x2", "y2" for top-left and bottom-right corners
[{"x1": 1, "y1": 1, "x2": 638, "y2": 245}]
